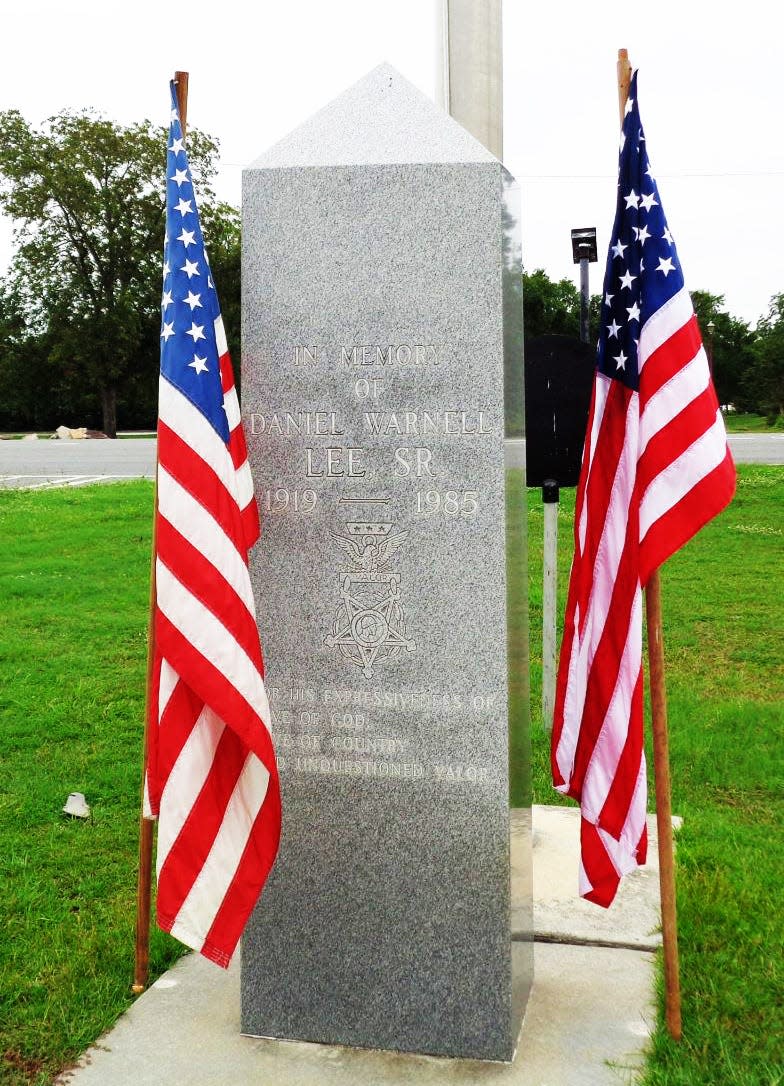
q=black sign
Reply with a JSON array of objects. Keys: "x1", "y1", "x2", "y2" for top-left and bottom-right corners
[{"x1": 524, "y1": 334, "x2": 595, "y2": 488}]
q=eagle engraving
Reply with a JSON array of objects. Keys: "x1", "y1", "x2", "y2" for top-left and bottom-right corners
[{"x1": 331, "y1": 526, "x2": 409, "y2": 573}]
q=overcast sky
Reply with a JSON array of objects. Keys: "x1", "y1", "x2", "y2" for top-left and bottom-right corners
[{"x1": 1, "y1": 0, "x2": 781, "y2": 325}]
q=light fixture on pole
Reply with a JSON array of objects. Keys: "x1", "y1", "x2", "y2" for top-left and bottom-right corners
[{"x1": 571, "y1": 227, "x2": 598, "y2": 345}]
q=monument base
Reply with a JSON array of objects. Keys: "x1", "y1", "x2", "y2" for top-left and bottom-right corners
[
  {"x1": 241, "y1": 808, "x2": 532, "y2": 1061},
  {"x1": 60, "y1": 808, "x2": 661, "y2": 1086},
  {"x1": 241, "y1": 942, "x2": 531, "y2": 1063}
]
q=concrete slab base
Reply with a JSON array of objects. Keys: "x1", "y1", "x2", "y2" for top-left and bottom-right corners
[
  {"x1": 525, "y1": 805, "x2": 680, "y2": 950},
  {"x1": 56, "y1": 805, "x2": 666, "y2": 1085},
  {"x1": 55, "y1": 942, "x2": 654, "y2": 1086}
]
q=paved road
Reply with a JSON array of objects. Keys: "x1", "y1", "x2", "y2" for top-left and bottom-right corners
[
  {"x1": 724, "y1": 432, "x2": 784, "y2": 464},
  {"x1": 0, "y1": 438, "x2": 156, "y2": 489},
  {"x1": 504, "y1": 434, "x2": 784, "y2": 471},
  {"x1": 1, "y1": 434, "x2": 782, "y2": 489}
]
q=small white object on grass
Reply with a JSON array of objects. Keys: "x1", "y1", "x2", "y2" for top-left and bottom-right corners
[{"x1": 63, "y1": 792, "x2": 90, "y2": 818}]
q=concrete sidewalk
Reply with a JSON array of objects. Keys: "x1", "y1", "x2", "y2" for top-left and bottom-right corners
[{"x1": 56, "y1": 807, "x2": 665, "y2": 1085}]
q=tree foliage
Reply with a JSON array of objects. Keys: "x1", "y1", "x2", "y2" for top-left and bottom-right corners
[
  {"x1": 519, "y1": 269, "x2": 784, "y2": 423},
  {"x1": 749, "y1": 294, "x2": 784, "y2": 423},
  {"x1": 690, "y1": 290, "x2": 756, "y2": 410},
  {"x1": 200, "y1": 200, "x2": 241, "y2": 377},
  {"x1": 0, "y1": 109, "x2": 226, "y2": 435},
  {"x1": 522, "y1": 268, "x2": 583, "y2": 339},
  {"x1": 0, "y1": 113, "x2": 781, "y2": 434}
]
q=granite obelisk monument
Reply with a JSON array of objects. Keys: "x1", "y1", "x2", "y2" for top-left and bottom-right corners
[{"x1": 240, "y1": 65, "x2": 532, "y2": 1061}]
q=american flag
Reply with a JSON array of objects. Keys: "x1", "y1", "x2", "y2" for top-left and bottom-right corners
[
  {"x1": 144, "y1": 82, "x2": 280, "y2": 966},
  {"x1": 551, "y1": 71, "x2": 735, "y2": 907}
]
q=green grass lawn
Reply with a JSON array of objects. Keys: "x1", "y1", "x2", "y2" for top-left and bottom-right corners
[
  {"x1": 0, "y1": 483, "x2": 185, "y2": 1086},
  {"x1": 722, "y1": 411, "x2": 784, "y2": 432},
  {"x1": 0, "y1": 471, "x2": 782, "y2": 1084},
  {"x1": 524, "y1": 466, "x2": 784, "y2": 1086}
]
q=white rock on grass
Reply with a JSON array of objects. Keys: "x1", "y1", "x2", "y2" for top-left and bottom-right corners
[{"x1": 62, "y1": 792, "x2": 91, "y2": 819}]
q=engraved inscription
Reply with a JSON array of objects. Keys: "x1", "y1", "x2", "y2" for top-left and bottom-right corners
[
  {"x1": 250, "y1": 410, "x2": 345, "y2": 436},
  {"x1": 363, "y1": 410, "x2": 492, "y2": 436},
  {"x1": 290, "y1": 343, "x2": 443, "y2": 368},
  {"x1": 392, "y1": 447, "x2": 440, "y2": 477},
  {"x1": 305, "y1": 447, "x2": 366, "y2": 477},
  {"x1": 414, "y1": 490, "x2": 478, "y2": 518},
  {"x1": 247, "y1": 337, "x2": 503, "y2": 790},
  {"x1": 340, "y1": 344, "x2": 438, "y2": 368},
  {"x1": 266, "y1": 682, "x2": 497, "y2": 788},
  {"x1": 260, "y1": 488, "x2": 318, "y2": 514}
]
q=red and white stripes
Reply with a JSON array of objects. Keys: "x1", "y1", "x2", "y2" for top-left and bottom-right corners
[
  {"x1": 637, "y1": 289, "x2": 735, "y2": 584},
  {"x1": 552, "y1": 286, "x2": 734, "y2": 907},
  {"x1": 146, "y1": 325, "x2": 280, "y2": 967}
]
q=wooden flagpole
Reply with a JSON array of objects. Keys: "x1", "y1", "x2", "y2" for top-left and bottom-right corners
[
  {"x1": 132, "y1": 70, "x2": 189, "y2": 996},
  {"x1": 645, "y1": 570, "x2": 682, "y2": 1040},
  {"x1": 616, "y1": 47, "x2": 682, "y2": 1041},
  {"x1": 131, "y1": 526, "x2": 157, "y2": 995}
]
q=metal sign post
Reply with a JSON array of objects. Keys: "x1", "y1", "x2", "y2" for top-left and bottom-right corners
[
  {"x1": 524, "y1": 334, "x2": 594, "y2": 732},
  {"x1": 532, "y1": 229, "x2": 598, "y2": 731},
  {"x1": 541, "y1": 479, "x2": 559, "y2": 729}
]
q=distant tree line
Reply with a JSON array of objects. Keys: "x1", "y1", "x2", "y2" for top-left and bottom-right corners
[
  {"x1": 0, "y1": 109, "x2": 239, "y2": 437},
  {"x1": 522, "y1": 268, "x2": 783, "y2": 422},
  {"x1": 0, "y1": 109, "x2": 781, "y2": 434}
]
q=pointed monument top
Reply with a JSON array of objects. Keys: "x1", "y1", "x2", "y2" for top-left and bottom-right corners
[{"x1": 248, "y1": 64, "x2": 498, "y2": 170}]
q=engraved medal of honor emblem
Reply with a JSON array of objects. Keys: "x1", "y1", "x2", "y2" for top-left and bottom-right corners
[{"x1": 325, "y1": 521, "x2": 416, "y2": 678}]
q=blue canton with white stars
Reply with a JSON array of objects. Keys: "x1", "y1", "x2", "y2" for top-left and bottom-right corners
[
  {"x1": 160, "y1": 82, "x2": 230, "y2": 443},
  {"x1": 596, "y1": 71, "x2": 685, "y2": 392}
]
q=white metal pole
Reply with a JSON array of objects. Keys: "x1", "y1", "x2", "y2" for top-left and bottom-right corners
[
  {"x1": 579, "y1": 256, "x2": 590, "y2": 344},
  {"x1": 435, "y1": 0, "x2": 450, "y2": 111},
  {"x1": 542, "y1": 480, "x2": 558, "y2": 731},
  {"x1": 440, "y1": 0, "x2": 503, "y2": 158}
]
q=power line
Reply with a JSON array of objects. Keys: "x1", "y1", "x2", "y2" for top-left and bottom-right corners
[{"x1": 503, "y1": 171, "x2": 784, "y2": 181}]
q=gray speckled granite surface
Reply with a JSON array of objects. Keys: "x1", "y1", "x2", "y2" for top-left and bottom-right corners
[
  {"x1": 240, "y1": 65, "x2": 531, "y2": 1062},
  {"x1": 250, "y1": 63, "x2": 496, "y2": 169}
]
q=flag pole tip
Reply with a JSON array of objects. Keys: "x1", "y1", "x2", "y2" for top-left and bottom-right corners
[
  {"x1": 618, "y1": 47, "x2": 629, "y2": 60},
  {"x1": 131, "y1": 983, "x2": 146, "y2": 995}
]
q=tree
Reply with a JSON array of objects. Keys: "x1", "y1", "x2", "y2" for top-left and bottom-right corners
[
  {"x1": 502, "y1": 187, "x2": 524, "y2": 436},
  {"x1": 748, "y1": 294, "x2": 784, "y2": 423},
  {"x1": 0, "y1": 109, "x2": 220, "y2": 436},
  {"x1": 690, "y1": 290, "x2": 756, "y2": 410},
  {"x1": 522, "y1": 268, "x2": 582, "y2": 339},
  {"x1": 201, "y1": 200, "x2": 241, "y2": 375},
  {"x1": 0, "y1": 281, "x2": 49, "y2": 431}
]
